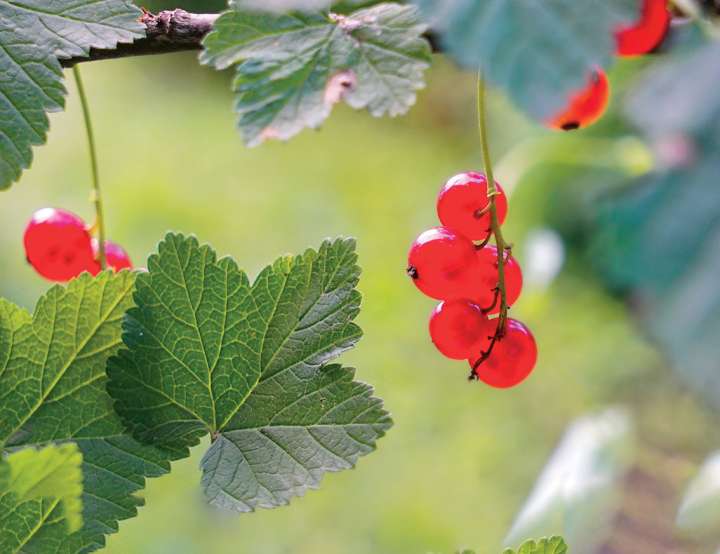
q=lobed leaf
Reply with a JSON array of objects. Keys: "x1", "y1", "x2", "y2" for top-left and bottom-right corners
[
  {"x1": 201, "y1": 2, "x2": 431, "y2": 146},
  {"x1": 0, "y1": 0, "x2": 144, "y2": 189},
  {"x1": 108, "y1": 233, "x2": 391, "y2": 512},
  {"x1": 0, "y1": 272, "x2": 184, "y2": 553}
]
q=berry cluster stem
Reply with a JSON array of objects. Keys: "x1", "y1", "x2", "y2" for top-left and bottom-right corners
[
  {"x1": 477, "y1": 74, "x2": 508, "y2": 331},
  {"x1": 72, "y1": 66, "x2": 106, "y2": 270}
]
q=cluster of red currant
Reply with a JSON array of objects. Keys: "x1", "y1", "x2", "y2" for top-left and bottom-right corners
[
  {"x1": 23, "y1": 208, "x2": 132, "y2": 282},
  {"x1": 548, "y1": 0, "x2": 670, "y2": 131},
  {"x1": 407, "y1": 172, "x2": 537, "y2": 389}
]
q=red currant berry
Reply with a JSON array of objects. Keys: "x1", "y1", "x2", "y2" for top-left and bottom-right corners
[
  {"x1": 92, "y1": 240, "x2": 133, "y2": 273},
  {"x1": 407, "y1": 227, "x2": 482, "y2": 300},
  {"x1": 547, "y1": 70, "x2": 610, "y2": 131},
  {"x1": 475, "y1": 246, "x2": 523, "y2": 314},
  {"x1": 429, "y1": 300, "x2": 493, "y2": 360},
  {"x1": 23, "y1": 208, "x2": 96, "y2": 282},
  {"x1": 469, "y1": 319, "x2": 537, "y2": 388},
  {"x1": 437, "y1": 172, "x2": 508, "y2": 241},
  {"x1": 615, "y1": 0, "x2": 670, "y2": 57}
]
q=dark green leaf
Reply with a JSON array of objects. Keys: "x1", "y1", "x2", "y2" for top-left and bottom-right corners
[
  {"x1": 593, "y1": 45, "x2": 720, "y2": 408},
  {"x1": 108, "y1": 234, "x2": 391, "y2": 512},
  {"x1": 201, "y1": 2, "x2": 430, "y2": 146},
  {"x1": 414, "y1": 0, "x2": 637, "y2": 119},
  {"x1": 0, "y1": 273, "x2": 183, "y2": 553},
  {"x1": 0, "y1": 0, "x2": 143, "y2": 189}
]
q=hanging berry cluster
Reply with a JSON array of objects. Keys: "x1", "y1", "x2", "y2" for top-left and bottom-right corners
[
  {"x1": 548, "y1": 0, "x2": 671, "y2": 131},
  {"x1": 407, "y1": 172, "x2": 537, "y2": 389},
  {"x1": 24, "y1": 208, "x2": 132, "y2": 282}
]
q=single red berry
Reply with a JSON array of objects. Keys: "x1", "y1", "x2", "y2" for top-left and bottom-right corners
[
  {"x1": 407, "y1": 227, "x2": 482, "y2": 300},
  {"x1": 92, "y1": 240, "x2": 133, "y2": 273},
  {"x1": 615, "y1": 0, "x2": 670, "y2": 57},
  {"x1": 547, "y1": 70, "x2": 610, "y2": 131},
  {"x1": 23, "y1": 208, "x2": 96, "y2": 282},
  {"x1": 437, "y1": 172, "x2": 508, "y2": 241},
  {"x1": 469, "y1": 319, "x2": 537, "y2": 388},
  {"x1": 429, "y1": 300, "x2": 493, "y2": 360},
  {"x1": 473, "y1": 245, "x2": 523, "y2": 313}
]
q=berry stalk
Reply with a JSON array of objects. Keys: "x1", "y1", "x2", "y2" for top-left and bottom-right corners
[
  {"x1": 476, "y1": 74, "x2": 508, "y2": 333},
  {"x1": 72, "y1": 66, "x2": 106, "y2": 270}
]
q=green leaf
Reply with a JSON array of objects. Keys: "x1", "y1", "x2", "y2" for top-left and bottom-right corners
[
  {"x1": 0, "y1": 272, "x2": 184, "y2": 552},
  {"x1": 200, "y1": 2, "x2": 431, "y2": 146},
  {"x1": 503, "y1": 536, "x2": 568, "y2": 554},
  {"x1": 593, "y1": 45, "x2": 720, "y2": 408},
  {"x1": 414, "y1": 0, "x2": 637, "y2": 119},
  {"x1": 108, "y1": 234, "x2": 391, "y2": 512},
  {"x1": 201, "y1": 363, "x2": 391, "y2": 511},
  {"x1": 0, "y1": 0, "x2": 143, "y2": 189},
  {"x1": 1, "y1": 444, "x2": 83, "y2": 537}
]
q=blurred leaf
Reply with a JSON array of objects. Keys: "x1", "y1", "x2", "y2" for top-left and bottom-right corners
[
  {"x1": 108, "y1": 234, "x2": 391, "y2": 512},
  {"x1": 593, "y1": 43, "x2": 720, "y2": 408},
  {"x1": 0, "y1": 443, "x2": 83, "y2": 542},
  {"x1": 627, "y1": 41, "x2": 720, "y2": 139},
  {"x1": 677, "y1": 450, "x2": 720, "y2": 532},
  {"x1": 503, "y1": 536, "x2": 568, "y2": 554},
  {"x1": 0, "y1": 0, "x2": 143, "y2": 189},
  {"x1": 200, "y1": 2, "x2": 431, "y2": 146},
  {"x1": 413, "y1": 0, "x2": 637, "y2": 120},
  {"x1": 0, "y1": 273, "x2": 183, "y2": 553},
  {"x1": 504, "y1": 409, "x2": 633, "y2": 550}
]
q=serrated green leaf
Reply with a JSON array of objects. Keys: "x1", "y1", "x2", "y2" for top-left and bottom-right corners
[
  {"x1": 414, "y1": 0, "x2": 637, "y2": 119},
  {"x1": 108, "y1": 234, "x2": 391, "y2": 512},
  {"x1": 0, "y1": 0, "x2": 143, "y2": 189},
  {"x1": 503, "y1": 536, "x2": 568, "y2": 554},
  {"x1": 201, "y1": 363, "x2": 391, "y2": 512},
  {"x1": 0, "y1": 273, "x2": 184, "y2": 553},
  {"x1": 1, "y1": 443, "x2": 83, "y2": 539},
  {"x1": 201, "y1": 2, "x2": 430, "y2": 146}
]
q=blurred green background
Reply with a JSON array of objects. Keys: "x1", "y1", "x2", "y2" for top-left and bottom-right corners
[{"x1": 1, "y1": 33, "x2": 718, "y2": 554}]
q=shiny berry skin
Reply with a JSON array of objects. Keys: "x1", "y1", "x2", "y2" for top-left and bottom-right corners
[
  {"x1": 469, "y1": 319, "x2": 537, "y2": 388},
  {"x1": 23, "y1": 208, "x2": 96, "y2": 282},
  {"x1": 407, "y1": 227, "x2": 482, "y2": 300},
  {"x1": 437, "y1": 172, "x2": 508, "y2": 241},
  {"x1": 547, "y1": 70, "x2": 610, "y2": 131},
  {"x1": 474, "y1": 245, "x2": 523, "y2": 313},
  {"x1": 92, "y1": 240, "x2": 133, "y2": 273},
  {"x1": 429, "y1": 300, "x2": 493, "y2": 360},
  {"x1": 615, "y1": 0, "x2": 670, "y2": 57}
]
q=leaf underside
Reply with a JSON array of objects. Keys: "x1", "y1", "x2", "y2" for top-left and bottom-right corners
[
  {"x1": 201, "y1": 2, "x2": 431, "y2": 146},
  {"x1": 414, "y1": 0, "x2": 638, "y2": 119},
  {"x1": 108, "y1": 234, "x2": 391, "y2": 512},
  {"x1": 0, "y1": 0, "x2": 143, "y2": 189}
]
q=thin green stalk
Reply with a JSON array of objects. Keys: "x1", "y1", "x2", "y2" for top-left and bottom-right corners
[
  {"x1": 72, "y1": 66, "x2": 106, "y2": 270},
  {"x1": 477, "y1": 73, "x2": 508, "y2": 332}
]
